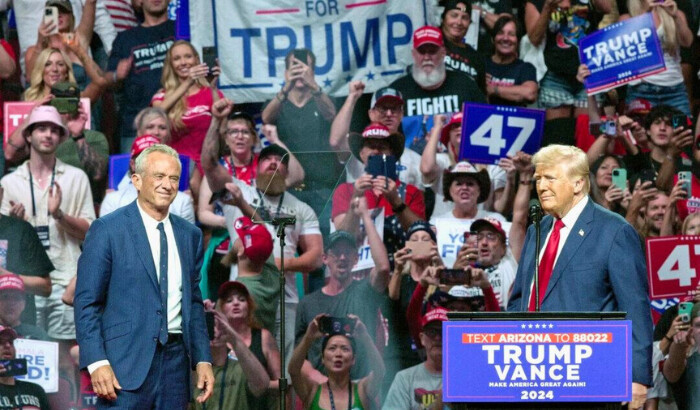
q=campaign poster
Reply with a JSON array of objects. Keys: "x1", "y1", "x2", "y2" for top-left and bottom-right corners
[
  {"x1": 579, "y1": 13, "x2": 665, "y2": 95},
  {"x1": 646, "y1": 235, "x2": 700, "y2": 300},
  {"x1": 13, "y1": 338, "x2": 59, "y2": 393},
  {"x1": 459, "y1": 103, "x2": 544, "y2": 165},
  {"x1": 443, "y1": 320, "x2": 632, "y2": 402},
  {"x1": 4, "y1": 98, "x2": 92, "y2": 147}
]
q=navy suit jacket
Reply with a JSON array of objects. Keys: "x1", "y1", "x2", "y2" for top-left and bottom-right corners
[
  {"x1": 74, "y1": 200, "x2": 212, "y2": 390},
  {"x1": 508, "y1": 199, "x2": 653, "y2": 386}
]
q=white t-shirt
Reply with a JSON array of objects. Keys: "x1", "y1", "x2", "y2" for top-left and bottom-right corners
[
  {"x1": 484, "y1": 253, "x2": 518, "y2": 310},
  {"x1": 222, "y1": 178, "x2": 320, "y2": 303}
]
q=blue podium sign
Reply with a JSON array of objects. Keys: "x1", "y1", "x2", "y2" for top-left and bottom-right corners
[
  {"x1": 579, "y1": 13, "x2": 665, "y2": 95},
  {"x1": 458, "y1": 103, "x2": 545, "y2": 165},
  {"x1": 443, "y1": 320, "x2": 632, "y2": 402}
]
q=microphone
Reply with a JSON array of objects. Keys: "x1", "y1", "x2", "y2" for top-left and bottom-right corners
[{"x1": 529, "y1": 199, "x2": 542, "y2": 222}]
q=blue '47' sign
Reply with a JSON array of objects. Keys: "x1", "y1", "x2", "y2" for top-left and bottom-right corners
[{"x1": 458, "y1": 103, "x2": 545, "y2": 165}]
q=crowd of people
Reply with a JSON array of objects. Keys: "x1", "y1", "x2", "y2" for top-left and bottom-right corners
[{"x1": 0, "y1": 0, "x2": 699, "y2": 409}]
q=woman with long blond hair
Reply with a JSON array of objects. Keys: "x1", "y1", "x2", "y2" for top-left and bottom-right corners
[
  {"x1": 152, "y1": 39, "x2": 222, "y2": 200},
  {"x1": 621, "y1": 0, "x2": 693, "y2": 116}
]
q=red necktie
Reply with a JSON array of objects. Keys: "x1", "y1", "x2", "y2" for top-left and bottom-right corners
[{"x1": 528, "y1": 219, "x2": 565, "y2": 311}]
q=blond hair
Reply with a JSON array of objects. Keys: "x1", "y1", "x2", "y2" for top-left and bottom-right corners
[
  {"x1": 682, "y1": 212, "x2": 700, "y2": 235},
  {"x1": 628, "y1": 0, "x2": 678, "y2": 54},
  {"x1": 24, "y1": 48, "x2": 76, "y2": 102},
  {"x1": 134, "y1": 106, "x2": 172, "y2": 144},
  {"x1": 532, "y1": 144, "x2": 590, "y2": 195},
  {"x1": 160, "y1": 40, "x2": 208, "y2": 130}
]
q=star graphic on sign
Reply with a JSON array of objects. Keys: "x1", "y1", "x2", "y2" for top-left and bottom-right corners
[
  {"x1": 345, "y1": 75, "x2": 353, "y2": 83},
  {"x1": 535, "y1": 324, "x2": 540, "y2": 329},
  {"x1": 366, "y1": 71, "x2": 375, "y2": 81},
  {"x1": 521, "y1": 324, "x2": 526, "y2": 329},
  {"x1": 528, "y1": 324, "x2": 533, "y2": 329},
  {"x1": 549, "y1": 324, "x2": 554, "y2": 328},
  {"x1": 323, "y1": 78, "x2": 332, "y2": 88}
]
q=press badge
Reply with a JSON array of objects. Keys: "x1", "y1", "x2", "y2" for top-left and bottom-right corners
[{"x1": 35, "y1": 225, "x2": 50, "y2": 249}]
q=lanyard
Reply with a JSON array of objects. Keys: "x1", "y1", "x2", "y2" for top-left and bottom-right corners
[
  {"x1": 255, "y1": 189, "x2": 285, "y2": 222},
  {"x1": 28, "y1": 163, "x2": 56, "y2": 218},
  {"x1": 327, "y1": 381, "x2": 352, "y2": 410},
  {"x1": 227, "y1": 153, "x2": 256, "y2": 181}
]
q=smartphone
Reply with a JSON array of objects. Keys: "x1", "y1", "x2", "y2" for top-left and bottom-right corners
[
  {"x1": 318, "y1": 316, "x2": 355, "y2": 335},
  {"x1": 440, "y1": 269, "x2": 471, "y2": 286},
  {"x1": 209, "y1": 188, "x2": 233, "y2": 204},
  {"x1": 678, "y1": 171, "x2": 693, "y2": 198},
  {"x1": 0, "y1": 358, "x2": 28, "y2": 377},
  {"x1": 205, "y1": 311, "x2": 215, "y2": 340},
  {"x1": 463, "y1": 232, "x2": 478, "y2": 248},
  {"x1": 601, "y1": 120, "x2": 617, "y2": 137},
  {"x1": 611, "y1": 168, "x2": 627, "y2": 191},
  {"x1": 405, "y1": 240, "x2": 432, "y2": 258},
  {"x1": 638, "y1": 168, "x2": 657, "y2": 185},
  {"x1": 672, "y1": 114, "x2": 689, "y2": 130},
  {"x1": 679, "y1": 302, "x2": 694, "y2": 323},
  {"x1": 365, "y1": 154, "x2": 397, "y2": 181},
  {"x1": 202, "y1": 46, "x2": 217, "y2": 75},
  {"x1": 44, "y1": 7, "x2": 59, "y2": 35},
  {"x1": 293, "y1": 49, "x2": 309, "y2": 65}
]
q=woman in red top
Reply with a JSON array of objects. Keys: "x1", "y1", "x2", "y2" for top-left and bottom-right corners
[{"x1": 152, "y1": 40, "x2": 223, "y2": 201}]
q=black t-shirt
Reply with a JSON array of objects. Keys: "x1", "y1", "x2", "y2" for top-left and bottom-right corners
[
  {"x1": 262, "y1": 98, "x2": 342, "y2": 190},
  {"x1": 0, "y1": 380, "x2": 50, "y2": 410},
  {"x1": 486, "y1": 58, "x2": 537, "y2": 106},
  {"x1": 389, "y1": 69, "x2": 485, "y2": 145},
  {"x1": 108, "y1": 20, "x2": 176, "y2": 141},
  {"x1": 0, "y1": 217, "x2": 54, "y2": 326},
  {"x1": 529, "y1": 0, "x2": 602, "y2": 78},
  {"x1": 624, "y1": 151, "x2": 693, "y2": 187},
  {"x1": 443, "y1": 38, "x2": 487, "y2": 93},
  {"x1": 295, "y1": 279, "x2": 385, "y2": 378}
]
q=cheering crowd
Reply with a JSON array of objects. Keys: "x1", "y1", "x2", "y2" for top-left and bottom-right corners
[{"x1": 0, "y1": 0, "x2": 700, "y2": 409}]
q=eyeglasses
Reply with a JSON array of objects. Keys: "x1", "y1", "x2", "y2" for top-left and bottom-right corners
[
  {"x1": 225, "y1": 129, "x2": 252, "y2": 137},
  {"x1": 475, "y1": 232, "x2": 501, "y2": 242},
  {"x1": 374, "y1": 106, "x2": 402, "y2": 116}
]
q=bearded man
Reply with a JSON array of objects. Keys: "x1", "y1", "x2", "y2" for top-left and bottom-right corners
[
  {"x1": 200, "y1": 100, "x2": 324, "y2": 381},
  {"x1": 388, "y1": 25, "x2": 485, "y2": 123}
]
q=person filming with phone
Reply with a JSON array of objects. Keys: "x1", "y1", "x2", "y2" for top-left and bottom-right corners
[
  {"x1": 507, "y1": 144, "x2": 652, "y2": 409},
  {"x1": 0, "y1": 325, "x2": 50, "y2": 409},
  {"x1": 663, "y1": 302, "x2": 700, "y2": 409},
  {"x1": 290, "y1": 314, "x2": 384, "y2": 410}
]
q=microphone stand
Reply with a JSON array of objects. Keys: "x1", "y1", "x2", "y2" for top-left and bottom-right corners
[
  {"x1": 530, "y1": 205, "x2": 543, "y2": 312},
  {"x1": 272, "y1": 216, "x2": 296, "y2": 410}
]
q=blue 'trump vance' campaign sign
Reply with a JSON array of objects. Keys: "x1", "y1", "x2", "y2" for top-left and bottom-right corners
[
  {"x1": 443, "y1": 320, "x2": 632, "y2": 402},
  {"x1": 579, "y1": 12, "x2": 665, "y2": 95}
]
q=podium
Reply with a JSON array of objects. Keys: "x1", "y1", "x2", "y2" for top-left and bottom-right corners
[{"x1": 443, "y1": 312, "x2": 628, "y2": 410}]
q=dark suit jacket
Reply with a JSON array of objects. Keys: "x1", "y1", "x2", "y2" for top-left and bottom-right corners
[
  {"x1": 74, "y1": 200, "x2": 211, "y2": 390},
  {"x1": 508, "y1": 199, "x2": 653, "y2": 386}
]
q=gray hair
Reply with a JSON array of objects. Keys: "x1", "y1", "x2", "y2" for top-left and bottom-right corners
[{"x1": 134, "y1": 144, "x2": 181, "y2": 175}]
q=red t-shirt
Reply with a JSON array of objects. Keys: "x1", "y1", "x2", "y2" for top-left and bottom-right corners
[
  {"x1": 0, "y1": 40, "x2": 15, "y2": 134},
  {"x1": 331, "y1": 182, "x2": 426, "y2": 220},
  {"x1": 151, "y1": 86, "x2": 224, "y2": 172},
  {"x1": 574, "y1": 114, "x2": 627, "y2": 156}
]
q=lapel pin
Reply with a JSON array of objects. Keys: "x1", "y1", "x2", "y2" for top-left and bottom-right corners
[{"x1": 578, "y1": 229, "x2": 584, "y2": 236}]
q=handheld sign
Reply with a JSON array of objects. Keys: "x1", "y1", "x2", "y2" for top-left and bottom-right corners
[
  {"x1": 579, "y1": 13, "x2": 665, "y2": 95},
  {"x1": 459, "y1": 103, "x2": 544, "y2": 165},
  {"x1": 4, "y1": 98, "x2": 92, "y2": 147},
  {"x1": 14, "y1": 339, "x2": 59, "y2": 393},
  {"x1": 646, "y1": 235, "x2": 700, "y2": 300},
  {"x1": 443, "y1": 320, "x2": 632, "y2": 402}
]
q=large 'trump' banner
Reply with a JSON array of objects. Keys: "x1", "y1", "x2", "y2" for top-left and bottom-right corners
[{"x1": 189, "y1": 0, "x2": 431, "y2": 102}]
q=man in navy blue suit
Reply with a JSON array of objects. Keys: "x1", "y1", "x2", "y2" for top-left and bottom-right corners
[
  {"x1": 74, "y1": 145, "x2": 214, "y2": 408},
  {"x1": 508, "y1": 144, "x2": 652, "y2": 410}
]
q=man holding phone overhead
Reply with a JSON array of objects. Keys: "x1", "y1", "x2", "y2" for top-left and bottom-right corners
[{"x1": 331, "y1": 123, "x2": 425, "y2": 262}]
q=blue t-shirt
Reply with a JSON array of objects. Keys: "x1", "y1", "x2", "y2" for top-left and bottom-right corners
[
  {"x1": 485, "y1": 58, "x2": 537, "y2": 106},
  {"x1": 108, "y1": 20, "x2": 175, "y2": 141}
]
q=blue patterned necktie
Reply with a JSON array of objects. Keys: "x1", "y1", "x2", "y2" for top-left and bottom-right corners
[{"x1": 157, "y1": 222, "x2": 168, "y2": 345}]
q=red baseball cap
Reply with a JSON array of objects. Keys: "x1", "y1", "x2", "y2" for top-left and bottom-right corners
[
  {"x1": 217, "y1": 280, "x2": 251, "y2": 300},
  {"x1": 470, "y1": 218, "x2": 506, "y2": 239},
  {"x1": 233, "y1": 216, "x2": 273, "y2": 264},
  {"x1": 422, "y1": 306, "x2": 449, "y2": 328},
  {"x1": 130, "y1": 135, "x2": 160, "y2": 159},
  {"x1": 626, "y1": 98, "x2": 652, "y2": 116},
  {"x1": 413, "y1": 26, "x2": 444, "y2": 49},
  {"x1": 0, "y1": 325, "x2": 18, "y2": 340},
  {"x1": 0, "y1": 274, "x2": 24, "y2": 293},
  {"x1": 440, "y1": 112, "x2": 463, "y2": 147}
]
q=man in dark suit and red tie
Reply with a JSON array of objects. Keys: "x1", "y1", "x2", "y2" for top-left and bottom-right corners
[
  {"x1": 508, "y1": 144, "x2": 652, "y2": 410},
  {"x1": 74, "y1": 144, "x2": 214, "y2": 408}
]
